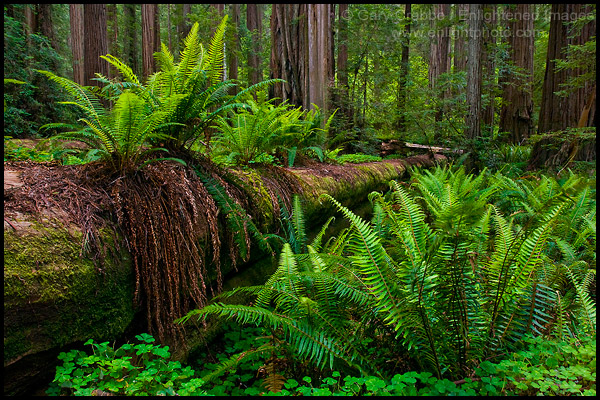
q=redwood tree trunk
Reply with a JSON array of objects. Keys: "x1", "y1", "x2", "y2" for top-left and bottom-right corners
[
  {"x1": 529, "y1": 4, "x2": 596, "y2": 169},
  {"x1": 396, "y1": 4, "x2": 411, "y2": 133},
  {"x1": 83, "y1": 4, "x2": 109, "y2": 87},
  {"x1": 141, "y1": 4, "x2": 160, "y2": 79},
  {"x1": 429, "y1": 4, "x2": 451, "y2": 125},
  {"x1": 228, "y1": 4, "x2": 240, "y2": 93},
  {"x1": 122, "y1": 4, "x2": 140, "y2": 78},
  {"x1": 246, "y1": 4, "x2": 263, "y2": 86},
  {"x1": 69, "y1": 4, "x2": 85, "y2": 85},
  {"x1": 465, "y1": 4, "x2": 483, "y2": 140},
  {"x1": 269, "y1": 4, "x2": 308, "y2": 108},
  {"x1": 176, "y1": 4, "x2": 192, "y2": 56},
  {"x1": 481, "y1": 4, "x2": 497, "y2": 136},
  {"x1": 537, "y1": 4, "x2": 596, "y2": 133},
  {"x1": 37, "y1": 4, "x2": 58, "y2": 51},
  {"x1": 453, "y1": 4, "x2": 468, "y2": 73},
  {"x1": 499, "y1": 4, "x2": 534, "y2": 144},
  {"x1": 106, "y1": 4, "x2": 119, "y2": 78},
  {"x1": 337, "y1": 4, "x2": 349, "y2": 89}
]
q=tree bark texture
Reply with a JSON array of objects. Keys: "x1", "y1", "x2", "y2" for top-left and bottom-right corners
[
  {"x1": 499, "y1": 4, "x2": 534, "y2": 144},
  {"x1": 228, "y1": 4, "x2": 240, "y2": 93},
  {"x1": 69, "y1": 4, "x2": 85, "y2": 85},
  {"x1": 37, "y1": 4, "x2": 58, "y2": 51},
  {"x1": 481, "y1": 4, "x2": 497, "y2": 135},
  {"x1": 246, "y1": 4, "x2": 263, "y2": 86},
  {"x1": 270, "y1": 4, "x2": 308, "y2": 108},
  {"x1": 122, "y1": 4, "x2": 140, "y2": 78},
  {"x1": 106, "y1": 4, "x2": 119, "y2": 78},
  {"x1": 537, "y1": 4, "x2": 596, "y2": 133},
  {"x1": 337, "y1": 4, "x2": 349, "y2": 89},
  {"x1": 83, "y1": 4, "x2": 109, "y2": 87},
  {"x1": 396, "y1": 4, "x2": 411, "y2": 133},
  {"x1": 465, "y1": 4, "x2": 483, "y2": 140},
  {"x1": 453, "y1": 4, "x2": 469, "y2": 73},
  {"x1": 141, "y1": 4, "x2": 160, "y2": 79},
  {"x1": 429, "y1": 4, "x2": 451, "y2": 124},
  {"x1": 270, "y1": 4, "x2": 333, "y2": 113},
  {"x1": 429, "y1": 4, "x2": 451, "y2": 90}
]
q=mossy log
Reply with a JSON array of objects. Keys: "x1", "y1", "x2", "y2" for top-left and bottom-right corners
[{"x1": 3, "y1": 153, "x2": 444, "y2": 395}]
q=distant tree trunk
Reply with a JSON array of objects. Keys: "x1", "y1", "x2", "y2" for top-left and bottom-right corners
[
  {"x1": 122, "y1": 4, "x2": 140, "y2": 78},
  {"x1": 499, "y1": 4, "x2": 534, "y2": 144},
  {"x1": 175, "y1": 4, "x2": 192, "y2": 56},
  {"x1": 481, "y1": 4, "x2": 497, "y2": 136},
  {"x1": 270, "y1": 3, "x2": 333, "y2": 114},
  {"x1": 529, "y1": 4, "x2": 596, "y2": 169},
  {"x1": 269, "y1": 4, "x2": 308, "y2": 108},
  {"x1": 141, "y1": 4, "x2": 160, "y2": 79},
  {"x1": 453, "y1": 4, "x2": 468, "y2": 73},
  {"x1": 337, "y1": 4, "x2": 349, "y2": 90},
  {"x1": 83, "y1": 4, "x2": 109, "y2": 87},
  {"x1": 106, "y1": 4, "x2": 119, "y2": 78},
  {"x1": 307, "y1": 4, "x2": 332, "y2": 113},
  {"x1": 246, "y1": 4, "x2": 263, "y2": 86},
  {"x1": 537, "y1": 4, "x2": 596, "y2": 133},
  {"x1": 69, "y1": 4, "x2": 85, "y2": 85},
  {"x1": 37, "y1": 4, "x2": 58, "y2": 51},
  {"x1": 429, "y1": 4, "x2": 451, "y2": 125},
  {"x1": 328, "y1": 5, "x2": 336, "y2": 88},
  {"x1": 396, "y1": 3, "x2": 411, "y2": 133},
  {"x1": 465, "y1": 4, "x2": 483, "y2": 140},
  {"x1": 166, "y1": 4, "x2": 172, "y2": 51},
  {"x1": 228, "y1": 4, "x2": 240, "y2": 93}
]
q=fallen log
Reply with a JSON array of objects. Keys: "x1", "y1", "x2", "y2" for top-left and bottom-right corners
[
  {"x1": 381, "y1": 140, "x2": 463, "y2": 157},
  {"x1": 3, "y1": 153, "x2": 445, "y2": 395}
]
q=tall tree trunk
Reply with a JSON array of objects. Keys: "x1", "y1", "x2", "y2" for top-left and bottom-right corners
[
  {"x1": 269, "y1": 4, "x2": 308, "y2": 108},
  {"x1": 396, "y1": 3, "x2": 411, "y2": 133},
  {"x1": 537, "y1": 4, "x2": 596, "y2": 133},
  {"x1": 228, "y1": 4, "x2": 240, "y2": 93},
  {"x1": 37, "y1": 4, "x2": 58, "y2": 51},
  {"x1": 270, "y1": 3, "x2": 333, "y2": 114},
  {"x1": 429, "y1": 4, "x2": 451, "y2": 125},
  {"x1": 210, "y1": 4, "x2": 226, "y2": 79},
  {"x1": 453, "y1": 4, "x2": 469, "y2": 73},
  {"x1": 122, "y1": 4, "x2": 140, "y2": 78},
  {"x1": 83, "y1": 4, "x2": 109, "y2": 87},
  {"x1": 106, "y1": 4, "x2": 119, "y2": 78},
  {"x1": 337, "y1": 4, "x2": 349, "y2": 89},
  {"x1": 307, "y1": 4, "x2": 332, "y2": 113},
  {"x1": 481, "y1": 4, "x2": 497, "y2": 136},
  {"x1": 465, "y1": 4, "x2": 483, "y2": 140},
  {"x1": 141, "y1": 4, "x2": 160, "y2": 79},
  {"x1": 499, "y1": 4, "x2": 534, "y2": 144},
  {"x1": 529, "y1": 4, "x2": 596, "y2": 169},
  {"x1": 69, "y1": 4, "x2": 85, "y2": 85},
  {"x1": 176, "y1": 4, "x2": 192, "y2": 56},
  {"x1": 246, "y1": 4, "x2": 263, "y2": 86}
]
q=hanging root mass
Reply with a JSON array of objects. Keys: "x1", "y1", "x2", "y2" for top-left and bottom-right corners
[
  {"x1": 111, "y1": 162, "x2": 223, "y2": 343},
  {"x1": 6, "y1": 158, "x2": 302, "y2": 345}
]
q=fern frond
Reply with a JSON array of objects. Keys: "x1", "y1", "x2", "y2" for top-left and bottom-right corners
[
  {"x1": 322, "y1": 194, "x2": 398, "y2": 318},
  {"x1": 204, "y1": 15, "x2": 228, "y2": 84}
]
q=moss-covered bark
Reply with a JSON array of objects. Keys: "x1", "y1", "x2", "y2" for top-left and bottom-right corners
[{"x1": 4, "y1": 223, "x2": 135, "y2": 365}]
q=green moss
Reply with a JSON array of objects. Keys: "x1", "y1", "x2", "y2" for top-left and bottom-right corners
[
  {"x1": 4, "y1": 221, "x2": 135, "y2": 364},
  {"x1": 231, "y1": 168, "x2": 277, "y2": 229}
]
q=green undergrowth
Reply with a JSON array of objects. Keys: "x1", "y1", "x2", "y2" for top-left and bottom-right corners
[{"x1": 46, "y1": 324, "x2": 596, "y2": 396}]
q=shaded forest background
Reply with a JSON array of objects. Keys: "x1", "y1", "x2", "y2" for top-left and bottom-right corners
[{"x1": 3, "y1": 4, "x2": 596, "y2": 170}]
